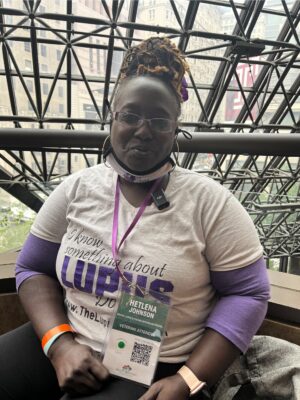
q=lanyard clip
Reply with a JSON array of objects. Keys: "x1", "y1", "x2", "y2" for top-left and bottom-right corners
[{"x1": 151, "y1": 188, "x2": 170, "y2": 210}]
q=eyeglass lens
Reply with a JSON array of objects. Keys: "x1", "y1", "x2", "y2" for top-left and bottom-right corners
[{"x1": 116, "y1": 112, "x2": 173, "y2": 132}]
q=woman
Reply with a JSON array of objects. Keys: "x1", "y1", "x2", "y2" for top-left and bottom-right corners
[{"x1": 0, "y1": 37, "x2": 273, "y2": 400}]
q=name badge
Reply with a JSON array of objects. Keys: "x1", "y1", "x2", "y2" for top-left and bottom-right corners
[{"x1": 103, "y1": 291, "x2": 170, "y2": 386}]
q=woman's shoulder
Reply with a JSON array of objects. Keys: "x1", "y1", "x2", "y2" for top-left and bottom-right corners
[
  {"x1": 172, "y1": 166, "x2": 228, "y2": 196},
  {"x1": 60, "y1": 163, "x2": 112, "y2": 188}
]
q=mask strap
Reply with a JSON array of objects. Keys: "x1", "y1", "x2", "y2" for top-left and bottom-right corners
[{"x1": 176, "y1": 128, "x2": 192, "y2": 140}]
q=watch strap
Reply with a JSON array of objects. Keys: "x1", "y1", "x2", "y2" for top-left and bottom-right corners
[{"x1": 177, "y1": 365, "x2": 206, "y2": 396}]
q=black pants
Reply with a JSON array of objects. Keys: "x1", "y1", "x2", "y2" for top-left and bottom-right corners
[{"x1": 0, "y1": 323, "x2": 208, "y2": 400}]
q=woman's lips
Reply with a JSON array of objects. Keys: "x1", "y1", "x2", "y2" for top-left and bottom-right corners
[{"x1": 130, "y1": 146, "x2": 153, "y2": 155}]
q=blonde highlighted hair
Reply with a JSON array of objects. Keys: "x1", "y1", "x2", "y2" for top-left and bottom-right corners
[{"x1": 119, "y1": 37, "x2": 189, "y2": 104}]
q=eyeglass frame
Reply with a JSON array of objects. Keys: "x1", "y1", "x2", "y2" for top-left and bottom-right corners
[{"x1": 111, "y1": 111, "x2": 177, "y2": 133}]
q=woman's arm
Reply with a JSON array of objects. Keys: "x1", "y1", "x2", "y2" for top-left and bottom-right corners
[
  {"x1": 17, "y1": 235, "x2": 109, "y2": 396},
  {"x1": 139, "y1": 258, "x2": 270, "y2": 399},
  {"x1": 206, "y1": 257, "x2": 270, "y2": 353},
  {"x1": 139, "y1": 328, "x2": 239, "y2": 400},
  {"x1": 19, "y1": 274, "x2": 68, "y2": 340},
  {"x1": 16, "y1": 233, "x2": 68, "y2": 338}
]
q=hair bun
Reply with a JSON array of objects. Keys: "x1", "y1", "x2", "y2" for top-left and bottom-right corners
[{"x1": 120, "y1": 37, "x2": 189, "y2": 103}]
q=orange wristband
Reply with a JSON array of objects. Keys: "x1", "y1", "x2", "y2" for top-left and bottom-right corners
[{"x1": 41, "y1": 324, "x2": 74, "y2": 349}]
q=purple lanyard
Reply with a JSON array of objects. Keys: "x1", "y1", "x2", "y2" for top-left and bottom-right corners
[{"x1": 112, "y1": 176, "x2": 163, "y2": 288}]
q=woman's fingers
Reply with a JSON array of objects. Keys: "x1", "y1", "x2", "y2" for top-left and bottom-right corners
[
  {"x1": 138, "y1": 376, "x2": 190, "y2": 400},
  {"x1": 61, "y1": 369, "x2": 103, "y2": 394},
  {"x1": 138, "y1": 382, "x2": 161, "y2": 400},
  {"x1": 89, "y1": 361, "x2": 110, "y2": 382},
  {"x1": 52, "y1": 341, "x2": 109, "y2": 395}
]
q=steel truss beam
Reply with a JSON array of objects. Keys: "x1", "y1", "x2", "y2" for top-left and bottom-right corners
[
  {"x1": 0, "y1": 166, "x2": 43, "y2": 211},
  {"x1": 0, "y1": 0, "x2": 300, "y2": 261},
  {"x1": 0, "y1": 129, "x2": 300, "y2": 155}
]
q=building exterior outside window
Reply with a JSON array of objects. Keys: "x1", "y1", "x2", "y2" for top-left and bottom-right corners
[
  {"x1": 42, "y1": 83, "x2": 49, "y2": 95},
  {"x1": 59, "y1": 103, "x2": 64, "y2": 114},
  {"x1": 24, "y1": 42, "x2": 30, "y2": 52},
  {"x1": 56, "y1": 50, "x2": 62, "y2": 62},
  {"x1": 41, "y1": 44, "x2": 47, "y2": 57}
]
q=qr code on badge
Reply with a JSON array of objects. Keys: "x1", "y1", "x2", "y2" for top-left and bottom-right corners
[{"x1": 130, "y1": 342, "x2": 153, "y2": 366}]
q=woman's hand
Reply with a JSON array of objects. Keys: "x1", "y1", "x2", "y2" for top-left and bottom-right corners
[
  {"x1": 138, "y1": 374, "x2": 190, "y2": 400},
  {"x1": 48, "y1": 334, "x2": 109, "y2": 396}
]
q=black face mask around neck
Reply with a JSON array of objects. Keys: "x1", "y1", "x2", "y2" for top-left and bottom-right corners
[{"x1": 104, "y1": 148, "x2": 175, "y2": 183}]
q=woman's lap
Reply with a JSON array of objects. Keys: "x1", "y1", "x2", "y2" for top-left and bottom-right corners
[
  {"x1": 0, "y1": 322, "x2": 62, "y2": 400},
  {"x1": 59, "y1": 378, "x2": 147, "y2": 400},
  {"x1": 0, "y1": 323, "x2": 185, "y2": 400},
  {"x1": 1, "y1": 324, "x2": 299, "y2": 400}
]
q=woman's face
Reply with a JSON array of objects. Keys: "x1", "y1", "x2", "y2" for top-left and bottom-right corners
[{"x1": 111, "y1": 76, "x2": 179, "y2": 172}]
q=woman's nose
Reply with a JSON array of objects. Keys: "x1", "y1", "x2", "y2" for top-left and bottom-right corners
[{"x1": 134, "y1": 120, "x2": 153, "y2": 139}]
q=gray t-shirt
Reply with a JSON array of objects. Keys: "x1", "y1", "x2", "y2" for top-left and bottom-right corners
[{"x1": 31, "y1": 164, "x2": 263, "y2": 362}]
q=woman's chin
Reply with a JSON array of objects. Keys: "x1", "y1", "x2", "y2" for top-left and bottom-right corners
[
  {"x1": 126, "y1": 162, "x2": 154, "y2": 173},
  {"x1": 124, "y1": 156, "x2": 156, "y2": 173}
]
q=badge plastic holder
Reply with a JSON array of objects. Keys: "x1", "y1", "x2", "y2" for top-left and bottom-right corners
[{"x1": 102, "y1": 289, "x2": 170, "y2": 387}]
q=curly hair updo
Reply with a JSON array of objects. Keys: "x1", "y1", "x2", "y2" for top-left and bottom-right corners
[{"x1": 116, "y1": 37, "x2": 189, "y2": 109}]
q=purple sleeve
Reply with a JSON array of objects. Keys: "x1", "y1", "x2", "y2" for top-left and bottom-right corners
[
  {"x1": 206, "y1": 257, "x2": 270, "y2": 353},
  {"x1": 15, "y1": 232, "x2": 61, "y2": 291}
]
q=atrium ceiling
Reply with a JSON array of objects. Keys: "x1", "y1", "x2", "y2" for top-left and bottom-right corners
[{"x1": 0, "y1": 0, "x2": 299, "y2": 260}]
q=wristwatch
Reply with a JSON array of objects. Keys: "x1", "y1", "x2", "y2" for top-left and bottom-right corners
[{"x1": 177, "y1": 365, "x2": 207, "y2": 396}]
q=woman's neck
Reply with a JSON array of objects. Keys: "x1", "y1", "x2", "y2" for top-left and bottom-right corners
[{"x1": 119, "y1": 174, "x2": 169, "y2": 208}]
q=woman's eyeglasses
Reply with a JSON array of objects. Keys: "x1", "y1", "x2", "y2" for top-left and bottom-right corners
[{"x1": 112, "y1": 111, "x2": 176, "y2": 133}]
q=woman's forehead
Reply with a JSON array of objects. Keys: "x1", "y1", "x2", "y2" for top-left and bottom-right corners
[{"x1": 115, "y1": 76, "x2": 179, "y2": 113}]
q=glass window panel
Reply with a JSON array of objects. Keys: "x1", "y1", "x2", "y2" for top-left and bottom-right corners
[
  {"x1": 136, "y1": 0, "x2": 185, "y2": 30},
  {"x1": 25, "y1": 79, "x2": 34, "y2": 93},
  {"x1": 186, "y1": 37, "x2": 230, "y2": 58},
  {"x1": 24, "y1": 41, "x2": 31, "y2": 52},
  {"x1": 72, "y1": 24, "x2": 110, "y2": 48},
  {"x1": 252, "y1": 9, "x2": 287, "y2": 40},
  {"x1": 0, "y1": 189, "x2": 35, "y2": 253},
  {"x1": 73, "y1": 1, "x2": 111, "y2": 45},
  {"x1": 172, "y1": 0, "x2": 189, "y2": 20},
  {"x1": 41, "y1": 77, "x2": 66, "y2": 118},
  {"x1": 36, "y1": 0, "x2": 65, "y2": 13},
  {"x1": 58, "y1": 103, "x2": 64, "y2": 114},
  {"x1": 191, "y1": 153, "x2": 215, "y2": 172},
  {"x1": 58, "y1": 86, "x2": 64, "y2": 98},
  {"x1": 25, "y1": 59, "x2": 33, "y2": 71},
  {"x1": 20, "y1": 122, "x2": 40, "y2": 129},
  {"x1": 11, "y1": 77, "x2": 35, "y2": 117},
  {"x1": 8, "y1": 39, "x2": 32, "y2": 76},
  {"x1": 278, "y1": 63, "x2": 300, "y2": 91},
  {"x1": 40, "y1": 44, "x2": 47, "y2": 57},
  {"x1": 2, "y1": 1, "x2": 30, "y2": 32},
  {"x1": 111, "y1": 49, "x2": 123, "y2": 78},
  {"x1": 8, "y1": 21, "x2": 31, "y2": 39},
  {"x1": 291, "y1": 107, "x2": 300, "y2": 122},
  {"x1": 280, "y1": 112, "x2": 297, "y2": 127},
  {"x1": 0, "y1": 77, "x2": 14, "y2": 127},
  {"x1": 194, "y1": 3, "x2": 237, "y2": 35},
  {"x1": 72, "y1": 40, "x2": 109, "y2": 79},
  {"x1": 180, "y1": 89, "x2": 209, "y2": 125},
  {"x1": 216, "y1": 87, "x2": 250, "y2": 125},
  {"x1": 42, "y1": 82, "x2": 49, "y2": 96},
  {"x1": 263, "y1": 0, "x2": 295, "y2": 12},
  {"x1": 35, "y1": 16, "x2": 67, "y2": 43},
  {"x1": 69, "y1": 81, "x2": 105, "y2": 124},
  {"x1": 187, "y1": 58, "x2": 222, "y2": 86},
  {"x1": 37, "y1": 44, "x2": 66, "y2": 75},
  {"x1": 260, "y1": 93, "x2": 286, "y2": 123}
]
